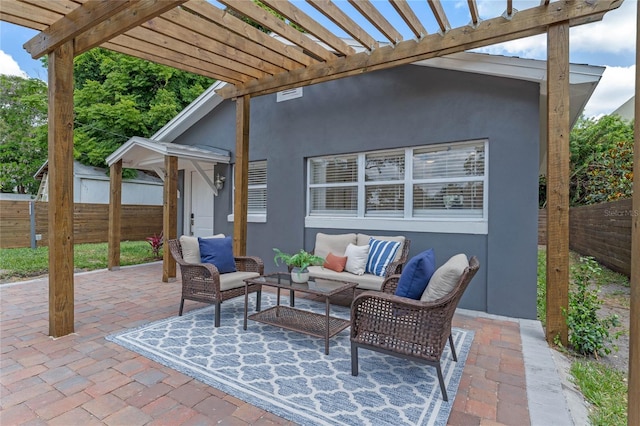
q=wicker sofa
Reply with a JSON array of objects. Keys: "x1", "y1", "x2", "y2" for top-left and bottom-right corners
[{"x1": 307, "y1": 232, "x2": 411, "y2": 291}]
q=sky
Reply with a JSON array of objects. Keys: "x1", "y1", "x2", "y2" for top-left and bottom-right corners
[{"x1": 0, "y1": 0, "x2": 635, "y2": 118}]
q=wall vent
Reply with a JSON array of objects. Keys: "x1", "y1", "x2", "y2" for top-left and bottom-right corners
[{"x1": 277, "y1": 87, "x2": 303, "y2": 102}]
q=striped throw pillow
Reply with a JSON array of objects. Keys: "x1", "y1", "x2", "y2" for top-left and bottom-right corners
[{"x1": 366, "y1": 238, "x2": 401, "y2": 277}]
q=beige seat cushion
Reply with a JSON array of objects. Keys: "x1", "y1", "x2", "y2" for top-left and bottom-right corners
[
  {"x1": 313, "y1": 232, "x2": 357, "y2": 259},
  {"x1": 180, "y1": 234, "x2": 225, "y2": 264},
  {"x1": 357, "y1": 233, "x2": 405, "y2": 262},
  {"x1": 308, "y1": 266, "x2": 385, "y2": 291},
  {"x1": 219, "y1": 271, "x2": 260, "y2": 291},
  {"x1": 421, "y1": 254, "x2": 469, "y2": 302}
]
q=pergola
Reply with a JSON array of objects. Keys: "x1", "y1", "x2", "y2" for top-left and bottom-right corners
[{"x1": 1, "y1": 0, "x2": 636, "y2": 422}]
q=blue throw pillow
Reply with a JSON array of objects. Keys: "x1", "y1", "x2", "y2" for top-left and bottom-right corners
[
  {"x1": 366, "y1": 238, "x2": 401, "y2": 277},
  {"x1": 395, "y1": 249, "x2": 436, "y2": 299},
  {"x1": 198, "y1": 236, "x2": 236, "y2": 274}
]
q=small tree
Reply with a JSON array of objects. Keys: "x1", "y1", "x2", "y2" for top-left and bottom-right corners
[{"x1": 564, "y1": 257, "x2": 621, "y2": 358}]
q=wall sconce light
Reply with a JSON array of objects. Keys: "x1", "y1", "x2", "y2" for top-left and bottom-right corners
[{"x1": 214, "y1": 173, "x2": 226, "y2": 192}]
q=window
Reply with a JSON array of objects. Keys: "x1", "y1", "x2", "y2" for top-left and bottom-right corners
[
  {"x1": 229, "y1": 160, "x2": 267, "y2": 222},
  {"x1": 306, "y1": 141, "x2": 488, "y2": 234},
  {"x1": 247, "y1": 160, "x2": 267, "y2": 215}
]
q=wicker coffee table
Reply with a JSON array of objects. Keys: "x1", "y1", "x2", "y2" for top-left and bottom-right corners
[{"x1": 243, "y1": 273, "x2": 357, "y2": 355}]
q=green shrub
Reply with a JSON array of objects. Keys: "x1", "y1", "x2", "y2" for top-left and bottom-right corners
[{"x1": 565, "y1": 256, "x2": 621, "y2": 357}]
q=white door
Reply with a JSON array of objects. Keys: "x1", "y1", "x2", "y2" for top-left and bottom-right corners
[{"x1": 190, "y1": 170, "x2": 215, "y2": 237}]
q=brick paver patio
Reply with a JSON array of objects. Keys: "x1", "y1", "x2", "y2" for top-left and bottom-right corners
[{"x1": 1, "y1": 262, "x2": 531, "y2": 425}]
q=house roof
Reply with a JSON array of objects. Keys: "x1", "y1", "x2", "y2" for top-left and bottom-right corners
[
  {"x1": 151, "y1": 51, "x2": 605, "y2": 156},
  {"x1": 612, "y1": 96, "x2": 635, "y2": 121},
  {"x1": 105, "y1": 137, "x2": 230, "y2": 172},
  {"x1": 34, "y1": 159, "x2": 163, "y2": 184}
]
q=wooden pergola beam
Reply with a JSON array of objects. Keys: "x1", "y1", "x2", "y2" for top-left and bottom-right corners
[
  {"x1": 73, "y1": 0, "x2": 186, "y2": 56},
  {"x1": 47, "y1": 39, "x2": 75, "y2": 338},
  {"x1": 152, "y1": 12, "x2": 286, "y2": 75},
  {"x1": 468, "y1": 0, "x2": 480, "y2": 26},
  {"x1": 218, "y1": 0, "x2": 619, "y2": 99},
  {"x1": 260, "y1": 0, "x2": 356, "y2": 56},
  {"x1": 427, "y1": 0, "x2": 451, "y2": 33},
  {"x1": 180, "y1": 2, "x2": 313, "y2": 68},
  {"x1": 233, "y1": 96, "x2": 250, "y2": 257},
  {"x1": 628, "y1": 3, "x2": 639, "y2": 422},
  {"x1": 24, "y1": 0, "x2": 132, "y2": 59},
  {"x1": 1, "y1": 1, "x2": 60, "y2": 29},
  {"x1": 389, "y1": 0, "x2": 427, "y2": 38},
  {"x1": 162, "y1": 156, "x2": 178, "y2": 282},
  {"x1": 545, "y1": 21, "x2": 570, "y2": 345},
  {"x1": 107, "y1": 33, "x2": 251, "y2": 84},
  {"x1": 108, "y1": 159, "x2": 122, "y2": 271},
  {"x1": 306, "y1": 0, "x2": 379, "y2": 50},
  {"x1": 348, "y1": 0, "x2": 403, "y2": 44},
  {"x1": 218, "y1": 0, "x2": 335, "y2": 62}
]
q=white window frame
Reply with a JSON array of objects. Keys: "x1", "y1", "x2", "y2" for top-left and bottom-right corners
[
  {"x1": 227, "y1": 160, "x2": 267, "y2": 223},
  {"x1": 305, "y1": 140, "x2": 489, "y2": 234}
]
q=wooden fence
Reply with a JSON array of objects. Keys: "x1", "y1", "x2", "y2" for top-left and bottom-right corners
[
  {"x1": 539, "y1": 198, "x2": 634, "y2": 276},
  {"x1": 0, "y1": 201, "x2": 163, "y2": 249}
]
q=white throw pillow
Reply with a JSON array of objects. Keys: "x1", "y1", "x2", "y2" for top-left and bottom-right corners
[
  {"x1": 421, "y1": 254, "x2": 469, "y2": 302},
  {"x1": 344, "y1": 243, "x2": 370, "y2": 276},
  {"x1": 179, "y1": 234, "x2": 225, "y2": 264}
]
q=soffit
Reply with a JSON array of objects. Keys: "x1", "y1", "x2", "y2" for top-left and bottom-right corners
[
  {"x1": 106, "y1": 136, "x2": 230, "y2": 172},
  {"x1": 0, "y1": 0, "x2": 622, "y2": 99}
]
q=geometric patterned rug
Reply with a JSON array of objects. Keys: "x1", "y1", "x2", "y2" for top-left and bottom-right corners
[{"x1": 106, "y1": 293, "x2": 473, "y2": 426}]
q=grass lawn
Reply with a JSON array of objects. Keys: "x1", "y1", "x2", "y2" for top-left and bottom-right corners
[
  {"x1": 537, "y1": 247, "x2": 629, "y2": 426},
  {"x1": 0, "y1": 241, "x2": 159, "y2": 281}
]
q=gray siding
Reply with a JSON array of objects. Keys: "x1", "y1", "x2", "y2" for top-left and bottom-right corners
[{"x1": 174, "y1": 64, "x2": 540, "y2": 319}]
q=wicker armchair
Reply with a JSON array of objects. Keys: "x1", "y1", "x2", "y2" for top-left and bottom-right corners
[
  {"x1": 350, "y1": 256, "x2": 480, "y2": 401},
  {"x1": 167, "y1": 239, "x2": 264, "y2": 327}
]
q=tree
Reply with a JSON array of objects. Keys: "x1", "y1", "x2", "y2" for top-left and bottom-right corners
[
  {"x1": 569, "y1": 115, "x2": 634, "y2": 205},
  {"x1": 539, "y1": 114, "x2": 634, "y2": 207},
  {"x1": 72, "y1": 49, "x2": 214, "y2": 174},
  {"x1": 0, "y1": 75, "x2": 48, "y2": 193}
]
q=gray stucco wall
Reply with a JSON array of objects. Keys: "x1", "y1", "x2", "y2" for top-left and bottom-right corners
[{"x1": 174, "y1": 64, "x2": 540, "y2": 319}]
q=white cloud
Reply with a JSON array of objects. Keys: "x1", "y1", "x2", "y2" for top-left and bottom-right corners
[
  {"x1": 570, "y1": 0, "x2": 636, "y2": 56},
  {"x1": 583, "y1": 65, "x2": 635, "y2": 118},
  {"x1": 473, "y1": 0, "x2": 636, "y2": 60},
  {"x1": 0, "y1": 50, "x2": 27, "y2": 77}
]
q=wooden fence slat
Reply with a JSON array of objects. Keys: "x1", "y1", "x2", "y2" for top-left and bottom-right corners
[
  {"x1": 538, "y1": 198, "x2": 633, "y2": 277},
  {"x1": 0, "y1": 200, "x2": 163, "y2": 249}
]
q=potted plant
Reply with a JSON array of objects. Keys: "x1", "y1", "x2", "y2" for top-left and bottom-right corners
[{"x1": 273, "y1": 248, "x2": 324, "y2": 283}]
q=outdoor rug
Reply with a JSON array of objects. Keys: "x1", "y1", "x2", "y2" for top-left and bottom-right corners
[{"x1": 106, "y1": 293, "x2": 474, "y2": 426}]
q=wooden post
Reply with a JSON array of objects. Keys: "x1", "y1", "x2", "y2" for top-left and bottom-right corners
[
  {"x1": 108, "y1": 159, "x2": 122, "y2": 270},
  {"x1": 47, "y1": 40, "x2": 75, "y2": 337},
  {"x1": 545, "y1": 22, "x2": 570, "y2": 346},
  {"x1": 233, "y1": 95, "x2": 250, "y2": 256},
  {"x1": 162, "y1": 155, "x2": 178, "y2": 282},
  {"x1": 628, "y1": 4, "x2": 639, "y2": 423}
]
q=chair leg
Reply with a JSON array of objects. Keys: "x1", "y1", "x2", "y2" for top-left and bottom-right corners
[
  {"x1": 256, "y1": 290, "x2": 262, "y2": 312},
  {"x1": 351, "y1": 343, "x2": 359, "y2": 376},
  {"x1": 214, "y1": 301, "x2": 221, "y2": 327},
  {"x1": 449, "y1": 334, "x2": 458, "y2": 362},
  {"x1": 435, "y1": 363, "x2": 448, "y2": 402},
  {"x1": 179, "y1": 298, "x2": 185, "y2": 316}
]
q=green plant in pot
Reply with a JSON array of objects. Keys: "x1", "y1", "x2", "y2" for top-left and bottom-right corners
[{"x1": 273, "y1": 248, "x2": 324, "y2": 283}]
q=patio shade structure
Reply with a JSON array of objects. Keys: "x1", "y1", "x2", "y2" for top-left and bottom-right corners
[{"x1": 1, "y1": 0, "x2": 636, "y2": 423}]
